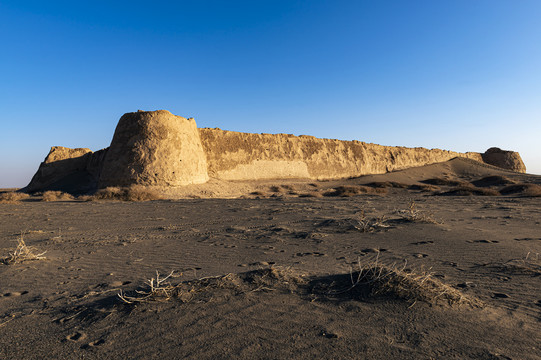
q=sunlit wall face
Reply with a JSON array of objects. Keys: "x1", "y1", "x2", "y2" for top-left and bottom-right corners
[{"x1": 1, "y1": 1, "x2": 540, "y2": 187}]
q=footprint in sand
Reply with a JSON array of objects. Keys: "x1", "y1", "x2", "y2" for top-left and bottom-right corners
[
  {"x1": 82, "y1": 339, "x2": 106, "y2": 349},
  {"x1": 492, "y1": 293, "x2": 510, "y2": 299},
  {"x1": 66, "y1": 332, "x2": 87, "y2": 342},
  {"x1": 456, "y1": 282, "x2": 475, "y2": 288},
  {"x1": 411, "y1": 240, "x2": 434, "y2": 245},
  {"x1": 109, "y1": 280, "x2": 132, "y2": 287},
  {"x1": 252, "y1": 261, "x2": 276, "y2": 266},
  {"x1": 360, "y1": 248, "x2": 388, "y2": 254},
  {"x1": 413, "y1": 253, "x2": 428, "y2": 258},
  {"x1": 514, "y1": 237, "x2": 541, "y2": 242},
  {"x1": 238, "y1": 261, "x2": 277, "y2": 267},
  {"x1": 3, "y1": 291, "x2": 28, "y2": 297},
  {"x1": 471, "y1": 239, "x2": 499, "y2": 244},
  {"x1": 295, "y1": 252, "x2": 326, "y2": 257},
  {"x1": 320, "y1": 330, "x2": 340, "y2": 339}
]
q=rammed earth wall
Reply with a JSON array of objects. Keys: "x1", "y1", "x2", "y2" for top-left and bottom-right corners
[{"x1": 23, "y1": 110, "x2": 525, "y2": 193}]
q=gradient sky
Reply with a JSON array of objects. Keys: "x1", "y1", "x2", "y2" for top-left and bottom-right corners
[{"x1": 1, "y1": 1, "x2": 540, "y2": 187}]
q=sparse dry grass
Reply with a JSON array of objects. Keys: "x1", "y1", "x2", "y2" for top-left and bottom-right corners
[
  {"x1": 118, "y1": 271, "x2": 176, "y2": 303},
  {"x1": 365, "y1": 181, "x2": 408, "y2": 189},
  {"x1": 0, "y1": 192, "x2": 30, "y2": 204},
  {"x1": 396, "y1": 201, "x2": 441, "y2": 224},
  {"x1": 298, "y1": 192, "x2": 323, "y2": 198},
  {"x1": 352, "y1": 210, "x2": 389, "y2": 233},
  {"x1": 316, "y1": 257, "x2": 482, "y2": 307},
  {"x1": 269, "y1": 185, "x2": 296, "y2": 193},
  {"x1": 117, "y1": 261, "x2": 479, "y2": 308},
  {"x1": 118, "y1": 267, "x2": 306, "y2": 304},
  {"x1": 1, "y1": 234, "x2": 47, "y2": 265},
  {"x1": 42, "y1": 191, "x2": 74, "y2": 202},
  {"x1": 408, "y1": 184, "x2": 440, "y2": 192},
  {"x1": 437, "y1": 186, "x2": 500, "y2": 196},
  {"x1": 499, "y1": 252, "x2": 541, "y2": 276},
  {"x1": 79, "y1": 185, "x2": 163, "y2": 201},
  {"x1": 421, "y1": 178, "x2": 468, "y2": 186},
  {"x1": 347, "y1": 258, "x2": 482, "y2": 307},
  {"x1": 324, "y1": 185, "x2": 386, "y2": 197},
  {"x1": 250, "y1": 191, "x2": 268, "y2": 197}
]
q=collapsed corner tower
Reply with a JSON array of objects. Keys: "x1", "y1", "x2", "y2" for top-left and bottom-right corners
[{"x1": 98, "y1": 110, "x2": 209, "y2": 188}]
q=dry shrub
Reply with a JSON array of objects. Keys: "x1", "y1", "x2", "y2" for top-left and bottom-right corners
[
  {"x1": 1, "y1": 234, "x2": 46, "y2": 265},
  {"x1": 0, "y1": 192, "x2": 30, "y2": 203},
  {"x1": 421, "y1": 178, "x2": 466, "y2": 186},
  {"x1": 311, "y1": 257, "x2": 481, "y2": 307},
  {"x1": 408, "y1": 184, "x2": 440, "y2": 192},
  {"x1": 438, "y1": 186, "x2": 500, "y2": 196},
  {"x1": 500, "y1": 183, "x2": 541, "y2": 197},
  {"x1": 499, "y1": 252, "x2": 541, "y2": 276},
  {"x1": 483, "y1": 252, "x2": 541, "y2": 276},
  {"x1": 42, "y1": 191, "x2": 74, "y2": 202},
  {"x1": 118, "y1": 271, "x2": 176, "y2": 303},
  {"x1": 250, "y1": 191, "x2": 268, "y2": 197},
  {"x1": 119, "y1": 267, "x2": 306, "y2": 304},
  {"x1": 365, "y1": 181, "x2": 408, "y2": 189},
  {"x1": 352, "y1": 210, "x2": 389, "y2": 232},
  {"x1": 324, "y1": 185, "x2": 386, "y2": 197},
  {"x1": 269, "y1": 184, "x2": 296, "y2": 193},
  {"x1": 396, "y1": 201, "x2": 440, "y2": 224},
  {"x1": 298, "y1": 192, "x2": 323, "y2": 198},
  {"x1": 236, "y1": 267, "x2": 306, "y2": 294},
  {"x1": 471, "y1": 175, "x2": 516, "y2": 188},
  {"x1": 344, "y1": 259, "x2": 482, "y2": 307},
  {"x1": 81, "y1": 185, "x2": 163, "y2": 201},
  {"x1": 117, "y1": 265, "x2": 479, "y2": 308}
]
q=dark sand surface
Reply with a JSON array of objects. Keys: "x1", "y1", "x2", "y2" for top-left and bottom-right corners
[{"x1": 1, "y1": 159, "x2": 540, "y2": 359}]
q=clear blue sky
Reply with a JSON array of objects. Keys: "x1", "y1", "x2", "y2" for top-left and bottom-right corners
[{"x1": 1, "y1": 1, "x2": 540, "y2": 187}]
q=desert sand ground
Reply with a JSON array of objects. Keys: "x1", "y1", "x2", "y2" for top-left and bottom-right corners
[{"x1": 1, "y1": 158, "x2": 540, "y2": 359}]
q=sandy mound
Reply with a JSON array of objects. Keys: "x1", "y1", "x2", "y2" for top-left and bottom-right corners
[
  {"x1": 436, "y1": 186, "x2": 500, "y2": 196},
  {"x1": 471, "y1": 175, "x2": 516, "y2": 187},
  {"x1": 500, "y1": 183, "x2": 541, "y2": 197},
  {"x1": 118, "y1": 265, "x2": 481, "y2": 308}
]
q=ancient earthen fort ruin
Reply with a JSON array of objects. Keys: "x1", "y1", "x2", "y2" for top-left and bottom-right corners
[{"x1": 24, "y1": 110, "x2": 526, "y2": 193}]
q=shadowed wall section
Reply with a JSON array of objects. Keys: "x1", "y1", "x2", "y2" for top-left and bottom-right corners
[{"x1": 24, "y1": 146, "x2": 107, "y2": 193}]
